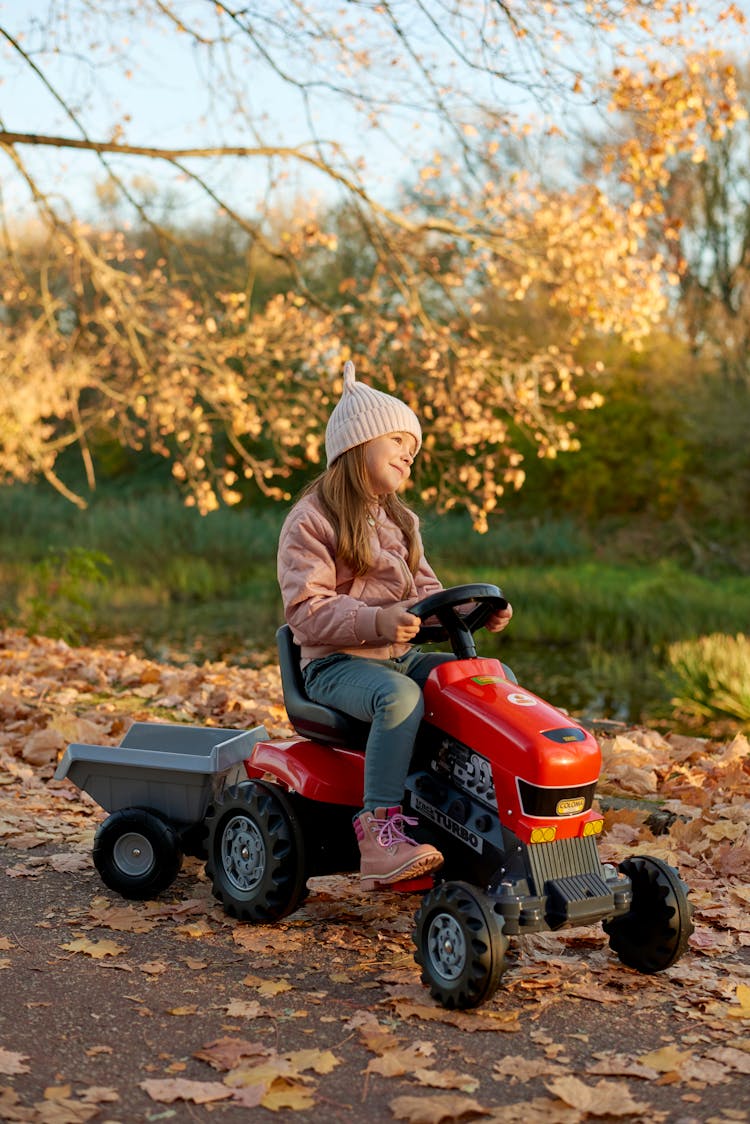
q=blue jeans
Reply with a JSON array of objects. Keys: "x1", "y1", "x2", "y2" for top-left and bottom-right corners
[{"x1": 302, "y1": 648, "x2": 455, "y2": 810}]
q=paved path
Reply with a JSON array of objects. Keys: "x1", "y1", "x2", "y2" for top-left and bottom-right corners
[{"x1": 1, "y1": 846, "x2": 748, "y2": 1122}]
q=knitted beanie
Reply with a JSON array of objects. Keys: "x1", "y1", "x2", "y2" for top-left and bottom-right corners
[{"x1": 325, "y1": 361, "x2": 422, "y2": 467}]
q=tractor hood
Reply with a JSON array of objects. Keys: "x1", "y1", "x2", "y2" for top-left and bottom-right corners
[{"x1": 423, "y1": 658, "x2": 601, "y2": 791}]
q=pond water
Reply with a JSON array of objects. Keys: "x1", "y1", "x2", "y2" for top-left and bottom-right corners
[
  {"x1": 131, "y1": 618, "x2": 673, "y2": 731},
  {"x1": 500, "y1": 641, "x2": 670, "y2": 729}
]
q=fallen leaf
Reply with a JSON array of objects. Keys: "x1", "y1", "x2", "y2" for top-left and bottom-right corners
[
  {"x1": 545, "y1": 1076, "x2": 649, "y2": 1116},
  {"x1": 413, "y1": 1068, "x2": 479, "y2": 1092},
  {"x1": 637, "y1": 1044, "x2": 692, "y2": 1073},
  {"x1": 261, "y1": 1079, "x2": 315, "y2": 1111},
  {"x1": 140, "y1": 961, "x2": 168, "y2": 975},
  {"x1": 493, "y1": 1056, "x2": 567, "y2": 1084},
  {"x1": 729, "y1": 983, "x2": 750, "y2": 1018},
  {"x1": 194, "y1": 1037, "x2": 271, "y2": 1072},
  {"x1": 140, "y1": 1077, "x2": 233, "y2": 1104},
  {"x1": 61, "y1": 937, "x2": 127, "y2": 959},
  {"x1": 390, "y1": 1093, "x2": 489, "y2": 1122},
  {"x1": 224, "y1": 999, "x2": 265, "y2": 1019},
  {"x1": 243, "y1": 973, "x2": 292, "y2": 997},
  {"x1": 0, "y1": 1048, "x2": 29, "y2": 1075},
  {"x1": 286, "y1": 1048, "x2": 340, "y2": 1075}
]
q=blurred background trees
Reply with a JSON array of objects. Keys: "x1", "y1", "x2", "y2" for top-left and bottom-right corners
[{"x1": 1, "y1": 0, "x2": 747, "y2": 536}]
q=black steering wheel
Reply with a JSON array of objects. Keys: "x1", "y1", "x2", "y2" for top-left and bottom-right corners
[{"x1": 408, "y1": 583, "x2": 508, "y2": 660}]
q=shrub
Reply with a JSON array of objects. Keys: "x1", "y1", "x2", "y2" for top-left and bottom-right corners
[
  {"x1": 18, "y1": 546, "x2": 112, "y2": 644},
  {"x1": 668, "y1": 633, "x2": 750, "y2": 725}
]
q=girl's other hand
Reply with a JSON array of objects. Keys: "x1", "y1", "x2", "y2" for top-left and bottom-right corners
[
  {"x1": 376, "y1": 603, "x2": 422, "y2": 643},
  {"x1": 486, "y1": 602, "x2": 513, "y2": 633}
]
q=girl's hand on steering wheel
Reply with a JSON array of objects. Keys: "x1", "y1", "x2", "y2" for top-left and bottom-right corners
[
  {"x1": 376, "y1": 603, "x2": 422, "y2": 643},
  {"x1": 485, "y1": 602, "x2": 513, "y2": 633}
]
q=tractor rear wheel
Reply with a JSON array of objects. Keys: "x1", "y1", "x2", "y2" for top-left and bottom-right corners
[
  {"x1": 205, "y1": 781, "x2": 307, "y2": 922},
  {"x1": 604, "y1": 855, "x2": 693, "y2": 973},
  {"x1": 413, "y1": 881, "x2": 508, "y2": 1009}
]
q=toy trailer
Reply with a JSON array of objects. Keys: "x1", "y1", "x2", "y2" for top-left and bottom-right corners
[{"x1": 55, "y1": 721, "x2": 268, "y2": 899}]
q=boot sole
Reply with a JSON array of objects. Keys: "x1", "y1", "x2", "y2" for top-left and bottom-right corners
[{"x1": 360, "y1": 850, "x2": 443, "y2": 891}]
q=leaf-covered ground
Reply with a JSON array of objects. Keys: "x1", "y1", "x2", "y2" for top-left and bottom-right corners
[{"x1": 0, "y1": 629, "x2": 748, "y2": 1123}]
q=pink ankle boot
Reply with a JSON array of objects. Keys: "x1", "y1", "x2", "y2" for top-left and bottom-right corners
[{"x1": 354, "y1": 806, "x2": 443, "y2": 890}]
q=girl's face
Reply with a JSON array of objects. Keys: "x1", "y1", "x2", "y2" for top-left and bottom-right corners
[{"x1": 364, "y1": 431, "x2": 418, "y2": 496}]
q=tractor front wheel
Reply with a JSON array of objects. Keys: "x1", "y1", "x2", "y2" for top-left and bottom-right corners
[
  {"x1": 413, "y1": 881, "x2": 508, "y2": 1009},
  {"x1": 205, "y1": 781, "x2": 307, "y2": 923},
  {"x1": 604, "y1": 855, "x2": 693, "y2": 974}
]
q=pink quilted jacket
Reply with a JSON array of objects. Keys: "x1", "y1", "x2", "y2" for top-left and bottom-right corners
[{"x1": 277, "y1": 492, "x2": 442, "y2": 666}]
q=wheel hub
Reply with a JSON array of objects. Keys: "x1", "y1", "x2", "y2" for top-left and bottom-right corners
[
  {"x1": 221, "y1": 815, "x2": 265, "y2": 891},
  {"x1": 113, "y1": 832, "x2": 155, "y2": 877},
  {"x1": 427, "y1": 912, "x2": 467, "y2": 980}
]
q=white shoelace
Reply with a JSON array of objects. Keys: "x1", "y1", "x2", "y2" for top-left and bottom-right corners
[{"x1": 377, "y1": 813, "x2": 419, "y2": 848}]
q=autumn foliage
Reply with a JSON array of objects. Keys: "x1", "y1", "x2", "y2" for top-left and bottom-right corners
[
  {"x1": 0, "y1": 2, "x2": 747, "y2": 528},
  {"x1": 0, "y1": 628, "x2": 748, "y2": 1118}
]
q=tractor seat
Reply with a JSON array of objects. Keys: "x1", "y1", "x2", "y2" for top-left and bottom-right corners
[{"x1": 276, "y1": 625, "x2": 369, "y2": 750}]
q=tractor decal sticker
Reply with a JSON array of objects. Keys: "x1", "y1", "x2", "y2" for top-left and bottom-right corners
[
  {"x1": 507, "y1": 692, "x2": 537, "y2": 706},
  {"x1": 471, "y1": 675, "x2": 505, "y2": 684},
  {"x1": 557, "y1": 796, "x2": 586, "y2": 816},
  {"x1": 412, "y1": 795, "x2": 484, "y2": 854}
]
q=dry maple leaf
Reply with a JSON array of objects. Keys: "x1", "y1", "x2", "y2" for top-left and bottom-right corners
[
  {"x1": 637, "y1": 1044, "x2": 693, "y2": 1073},
  {"x1": 223, "y1": 998, "x2": 265, "y2": 1019},
  {"x1": 729, "y1": 983, "x2": 750, "y2": 1019},
  {"x1": 390, "y1": 1092, "x2": 489, "y2": 1123},
  {"x1": 61, "y1": 937, "x2": 126, "y2": 959},
  {"x1": 545, "y1": 1075, "x2": 648, "y2": 1116},
  {"x1": 285, "y1": 1048, "x2": 340, "y2": 1075},
  {"x1": 140, "y1": 960, "x2": 168, "y2": 975},
  {"x1": 242, "y1": 973, "x2": 292, "y2": 996},
  {"x1": 413, "y1": 1068, "x2": 480, "y2": 1093},
  {"x1": 366, "y1": 1043, "x2": 435, "y2": 1077},
  {"x1": 0, "y1": 1086, "x2": 32, "y2": 1121},
  {"x1": 140, "y1": 1077, "x2": 234, "y2": 1104},
  {"x1": 482, "y1": 1096, "x2": 582, "y2": 1123},
  {"x1": 87, "y1": 900, "x2": 159, "y2": 933},
  {"x1": 0, "y1": 1048, "x2": 29, "y2": 1075},
  {"x1": 261, "y1": 1079, "x2": 315, "y2": 1111},
  {"x1": 492, "y1": 1056, "x2": 567, "y2": 1084},
  {"x1": 194, "y1": 1036, "x2": 271, "y2": 1071}
]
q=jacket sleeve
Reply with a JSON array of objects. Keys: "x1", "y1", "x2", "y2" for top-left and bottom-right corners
[{"x1": 277, "y1": 504, "x2": 383, "y2": 648}]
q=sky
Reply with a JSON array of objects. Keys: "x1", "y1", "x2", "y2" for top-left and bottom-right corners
[
  {"x1": 1, "y1": 0, "x2": 748, "y2": 230},
  {"x1": 0, "y1": 0, "x2": 462, "y2": 224}
]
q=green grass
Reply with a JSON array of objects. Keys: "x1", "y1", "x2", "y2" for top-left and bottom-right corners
[
  {"x1": 2, "y1": 485, "x2": 750, "y2": 731},
  {"x1": 668, "y1": 633, "x2": 750, "y2": 727}
]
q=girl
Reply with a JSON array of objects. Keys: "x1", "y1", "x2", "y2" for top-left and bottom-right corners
[{"x1": 277, "y1": 361, "x2": 512, "y2": 889}]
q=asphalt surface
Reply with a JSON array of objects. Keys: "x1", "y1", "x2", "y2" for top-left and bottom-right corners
[{"x1": 1, "y1": 845, "x2": 748, "y2": 1123}]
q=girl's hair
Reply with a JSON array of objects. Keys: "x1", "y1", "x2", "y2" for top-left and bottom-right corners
[{"x1": 301, "y1": 444, "x2": 421, "y2": 577}]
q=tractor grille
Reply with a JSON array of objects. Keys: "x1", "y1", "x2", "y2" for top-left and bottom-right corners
[
  {"x1": 518, "y1": 779, "x2": 596, "y2": 818},
  {"x1": 527, "y1": 833, "x2": 602, "y2": 894}
]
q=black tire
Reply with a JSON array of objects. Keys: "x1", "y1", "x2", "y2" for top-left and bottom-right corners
[
  {"x1": 413, "y1": 881, "x2": 509, "y2": 1010},
  {"x1": 205, "y1": 781, "x2": 307, "y2": 922},
  {"x1": 93, "y1": 808, "x2": 183, "y2": 900},
  {"x1": 604, "y1": 855, "x2": 694, "y2": 974}
]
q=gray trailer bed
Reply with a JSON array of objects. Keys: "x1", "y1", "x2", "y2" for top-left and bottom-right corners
[{"x1": 55, "y1": 721, "x2": 267, "y2": 825}]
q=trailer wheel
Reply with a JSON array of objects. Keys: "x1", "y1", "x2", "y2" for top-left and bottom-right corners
[
  {"x1": 205, "y1": 781, "x2": 307, "y2": 922},
  {"x1": 604, "y1": 855, "x2": 693, "y2": 974},
  {"x1": 93, "y1": 808, "x2": 184, "y2": 900},
  {"x1": 413, "y1": 881, "x2": 508, "y2": 1010}
]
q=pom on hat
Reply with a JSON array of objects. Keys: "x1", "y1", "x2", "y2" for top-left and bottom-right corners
[{"x1": 324, "y1": 361, "x2": 422, "y2": 467}]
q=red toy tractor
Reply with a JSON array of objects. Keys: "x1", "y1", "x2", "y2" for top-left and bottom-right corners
[{"x1": 201, "y1": 584, "x2": 693, "y2": 1009}]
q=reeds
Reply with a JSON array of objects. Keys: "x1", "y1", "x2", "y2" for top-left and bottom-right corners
[{"x1": 668, "y1": 633, "x2": 750, "y2": 726}]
